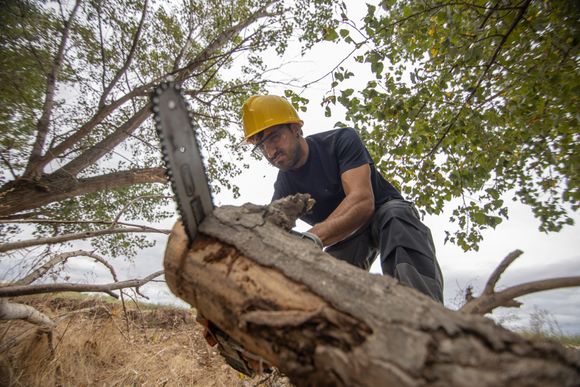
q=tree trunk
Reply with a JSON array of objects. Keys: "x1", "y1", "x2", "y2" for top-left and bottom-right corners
[{"x1": 164, "y1": 196, "x2": 580, "y2": 387}]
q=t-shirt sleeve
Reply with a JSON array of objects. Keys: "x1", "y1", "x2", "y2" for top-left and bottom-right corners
[
  {"x1": 271, "y1": 173, "x2": 290, "y2": 202},
  {"x1": 336, "y1": 128, "x2": 373, "y2": 174}
]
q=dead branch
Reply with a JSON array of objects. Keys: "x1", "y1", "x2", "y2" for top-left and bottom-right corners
[
  {"x1": 482, "y1": 249, "x2": 523, "y2": 295},
  {"x1": 461, "y1": 276, "x2": 580, "y2": 315},
  {"x1": 0, "y1": 270, "x2": 164, "y2": 298},
  {"x1": 0, "y1": 298, "x2": 55, "y2": 329},
  {"x1": 0, "y1": 226, "x2": 169, "y2": 253},
  {"x1": 460, "y1": 249, "x2": 580, "y2": 315},
  {"x1": 13, "y1": 250, "x2": 118, "y2": 286}
]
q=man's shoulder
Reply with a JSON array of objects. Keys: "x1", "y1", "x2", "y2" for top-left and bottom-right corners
[{"x1": 306, "y1": 127, "x2": 358, "y2": 143}]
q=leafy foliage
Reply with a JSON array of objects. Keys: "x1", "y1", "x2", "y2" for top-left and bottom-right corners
[
  {"x1": 324, "y1": 0, "x2": 579, "y2": 250},
  {"x1": 0, "y1": 0, "x2": 339, "y2": 262}
]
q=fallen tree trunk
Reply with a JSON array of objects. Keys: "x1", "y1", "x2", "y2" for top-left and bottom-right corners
[{"x1": 164, "y1": 195, "x2": 579, "y2": 387}]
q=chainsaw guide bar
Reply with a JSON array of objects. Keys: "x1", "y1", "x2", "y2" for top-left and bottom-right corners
[
  {"x1": 151, "y1": 82, "x2": 269, "y2": 377},
  {"x1": 151, "y1": 81, "x2": 214, "y2": 245}
]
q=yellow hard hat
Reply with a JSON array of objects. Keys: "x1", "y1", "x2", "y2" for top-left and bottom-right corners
[{"x1": 242, "y1": 95, "x2": 303, "y2": 140}]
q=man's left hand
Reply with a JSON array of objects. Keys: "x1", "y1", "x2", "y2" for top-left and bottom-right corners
[{"x1": 291, "y1": 230, "x2": 323, "y2": 249}]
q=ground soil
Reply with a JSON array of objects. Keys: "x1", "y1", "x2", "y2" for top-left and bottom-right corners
[{"x1": 0, "y1": 294, "x2": 292, "y2": 386}]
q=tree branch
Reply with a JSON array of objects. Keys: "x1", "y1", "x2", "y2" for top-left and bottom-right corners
[
  {"x1": 96, "y1": 0, "x2": 107, "y2": 92},
  {"x1": 482, "y1": 249, "x2": 523, "y2": 295},
  {"x1": 0, "y1": 227, "x2": 169, "y2": 254},
  {"x1": 0, "y1": 218, "x2": 168, "y2": 231},
  {"x1": 24, "y1": 0, "x2": 82, "y2": 178},
  {"x1": 0, "y1": 167, "x2": 167, "y2": 217},
  {"x1": 172, "y1": 5, "x2": 195, "y2": 71},
  {"x1": 460, "y1": 249, "x2": 580, "y2": 315},
  {"x1": 110, "y1": 194, "x2": 172, "y2": 228},
  {"x1": 34, "y1": 1, "x2": 276, "y2": 173},
  {"x1": 34, "y1": 82, "x2": 156, "y2": 172},
  {"x1": 13, "y1": 250, "x2": 118, "y2": 286},
  {"x1": 421, "y1": 0, "x2": 532, "y2": 162},
  {"x1": 0, "y1": 152, "x2": 18, "y2": 179},
  {"x1": 99, "y1": 0, "x2": 149, "y2": 108},
  {"x1": 0, "y1": 270, "x2": 164, "y2": 297},
  {"x1": 478, "y1": 0, "x2": 500, "y2": 30},
  {"x1": 51, "y1": 103, "x2": 152, "y2": 177},
  {"x1": 0, "y1": 298, "x2": 55, "y2": 329},
  {"x1": 174, "y1": 0, "x2": 277, "y2": 84},
  {"x1": 461, "y1": 276, "x2": 580, "y2": 315}
]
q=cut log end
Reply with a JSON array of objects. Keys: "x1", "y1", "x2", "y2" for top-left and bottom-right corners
[{"x1": 165, "y1": 230, "x2": 372, "y2": 385}]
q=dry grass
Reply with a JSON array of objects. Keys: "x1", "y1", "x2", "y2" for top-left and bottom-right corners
[{"x1": 0, "y1": 294, "x2": 286, "y2": 386}]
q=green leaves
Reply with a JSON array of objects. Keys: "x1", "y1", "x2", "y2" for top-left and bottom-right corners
[
  {"x1": 0, "y1": 0, "x2": 341, "y2": 259},
  {"x1": 323, "y1": 28, "x2": 339, "y2": 41},
  {"x1": 327, "y1": 0, "x2": 579, "y2": 250},
  {"x1": 284, "y1": 90, "x2": 309, "y2": 113}
]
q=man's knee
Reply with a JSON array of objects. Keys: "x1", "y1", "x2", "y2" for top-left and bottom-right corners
[{"x1": 395, "y1": 262, "x2": 444, "y2": 303}]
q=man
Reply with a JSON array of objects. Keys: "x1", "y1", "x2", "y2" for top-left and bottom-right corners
[{"x1": 242, "y1": 95, "x2": 444, "y2": 303}]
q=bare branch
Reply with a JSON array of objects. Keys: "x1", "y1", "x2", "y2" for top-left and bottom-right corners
[
  {"x1": 0, "y1": 298, "x2": 55, "y2": 329},
  {"x1": 0, "y1": 270, "x2": 164, "y2": 297},
  {"x1": 302, "y1": 45, "x2": 359, "y2": 89},
  {"x1": 461, "y1": 276, "x2": 580, "y2": 315},
  {"x1": 482, "y1": 249, "x2": 523, "y2": 295},
  {"x1": 0, "y1": 227, "x2": 169, "y2": 254},
  {"x1": 24, "y1": 0, "x2": 82, "y2": 178},
  {"x1": 14, "y1": 250, "x2": 118, "y2": 286},
  {"x1": 1, "y1": 218, "x2": 170, "y2": 232},
  {"x1": 99, "y1": 0, "x2": 149, "y2": 107}
]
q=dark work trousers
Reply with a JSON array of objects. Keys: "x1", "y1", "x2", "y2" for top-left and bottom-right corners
[{"x1": 324, "y1": 199, "x2": 444, "y2": 303}]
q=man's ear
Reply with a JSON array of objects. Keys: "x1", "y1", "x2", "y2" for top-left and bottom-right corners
[{"x1": 290, "y1": 123, "x2": 303, "y2": 137}]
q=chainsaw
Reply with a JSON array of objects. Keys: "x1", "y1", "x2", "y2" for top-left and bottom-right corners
[{"x1": 151, "y1": 81, "x2": 270, "y2": 377}]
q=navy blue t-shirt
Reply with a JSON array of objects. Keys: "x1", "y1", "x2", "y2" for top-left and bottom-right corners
[{"x1": 272, "y1": 127, "x2": 403, "y2": 225}]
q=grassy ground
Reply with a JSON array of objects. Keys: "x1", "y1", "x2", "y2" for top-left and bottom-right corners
[{"x1": 0, "y1": 293, "x2": 289, "y2": 386}]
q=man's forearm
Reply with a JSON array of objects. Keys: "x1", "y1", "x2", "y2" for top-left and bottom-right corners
[{"x1": 309, "y1": 194, "x2": 374, "y2": 246}]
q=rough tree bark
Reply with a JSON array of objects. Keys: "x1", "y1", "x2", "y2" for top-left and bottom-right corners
[
  {"x1": 0, "y1": 167, "x2": 166, "y2": 218},
  {"x1": 164, "y1": 195, "x2": 579, "y2": 387}
]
